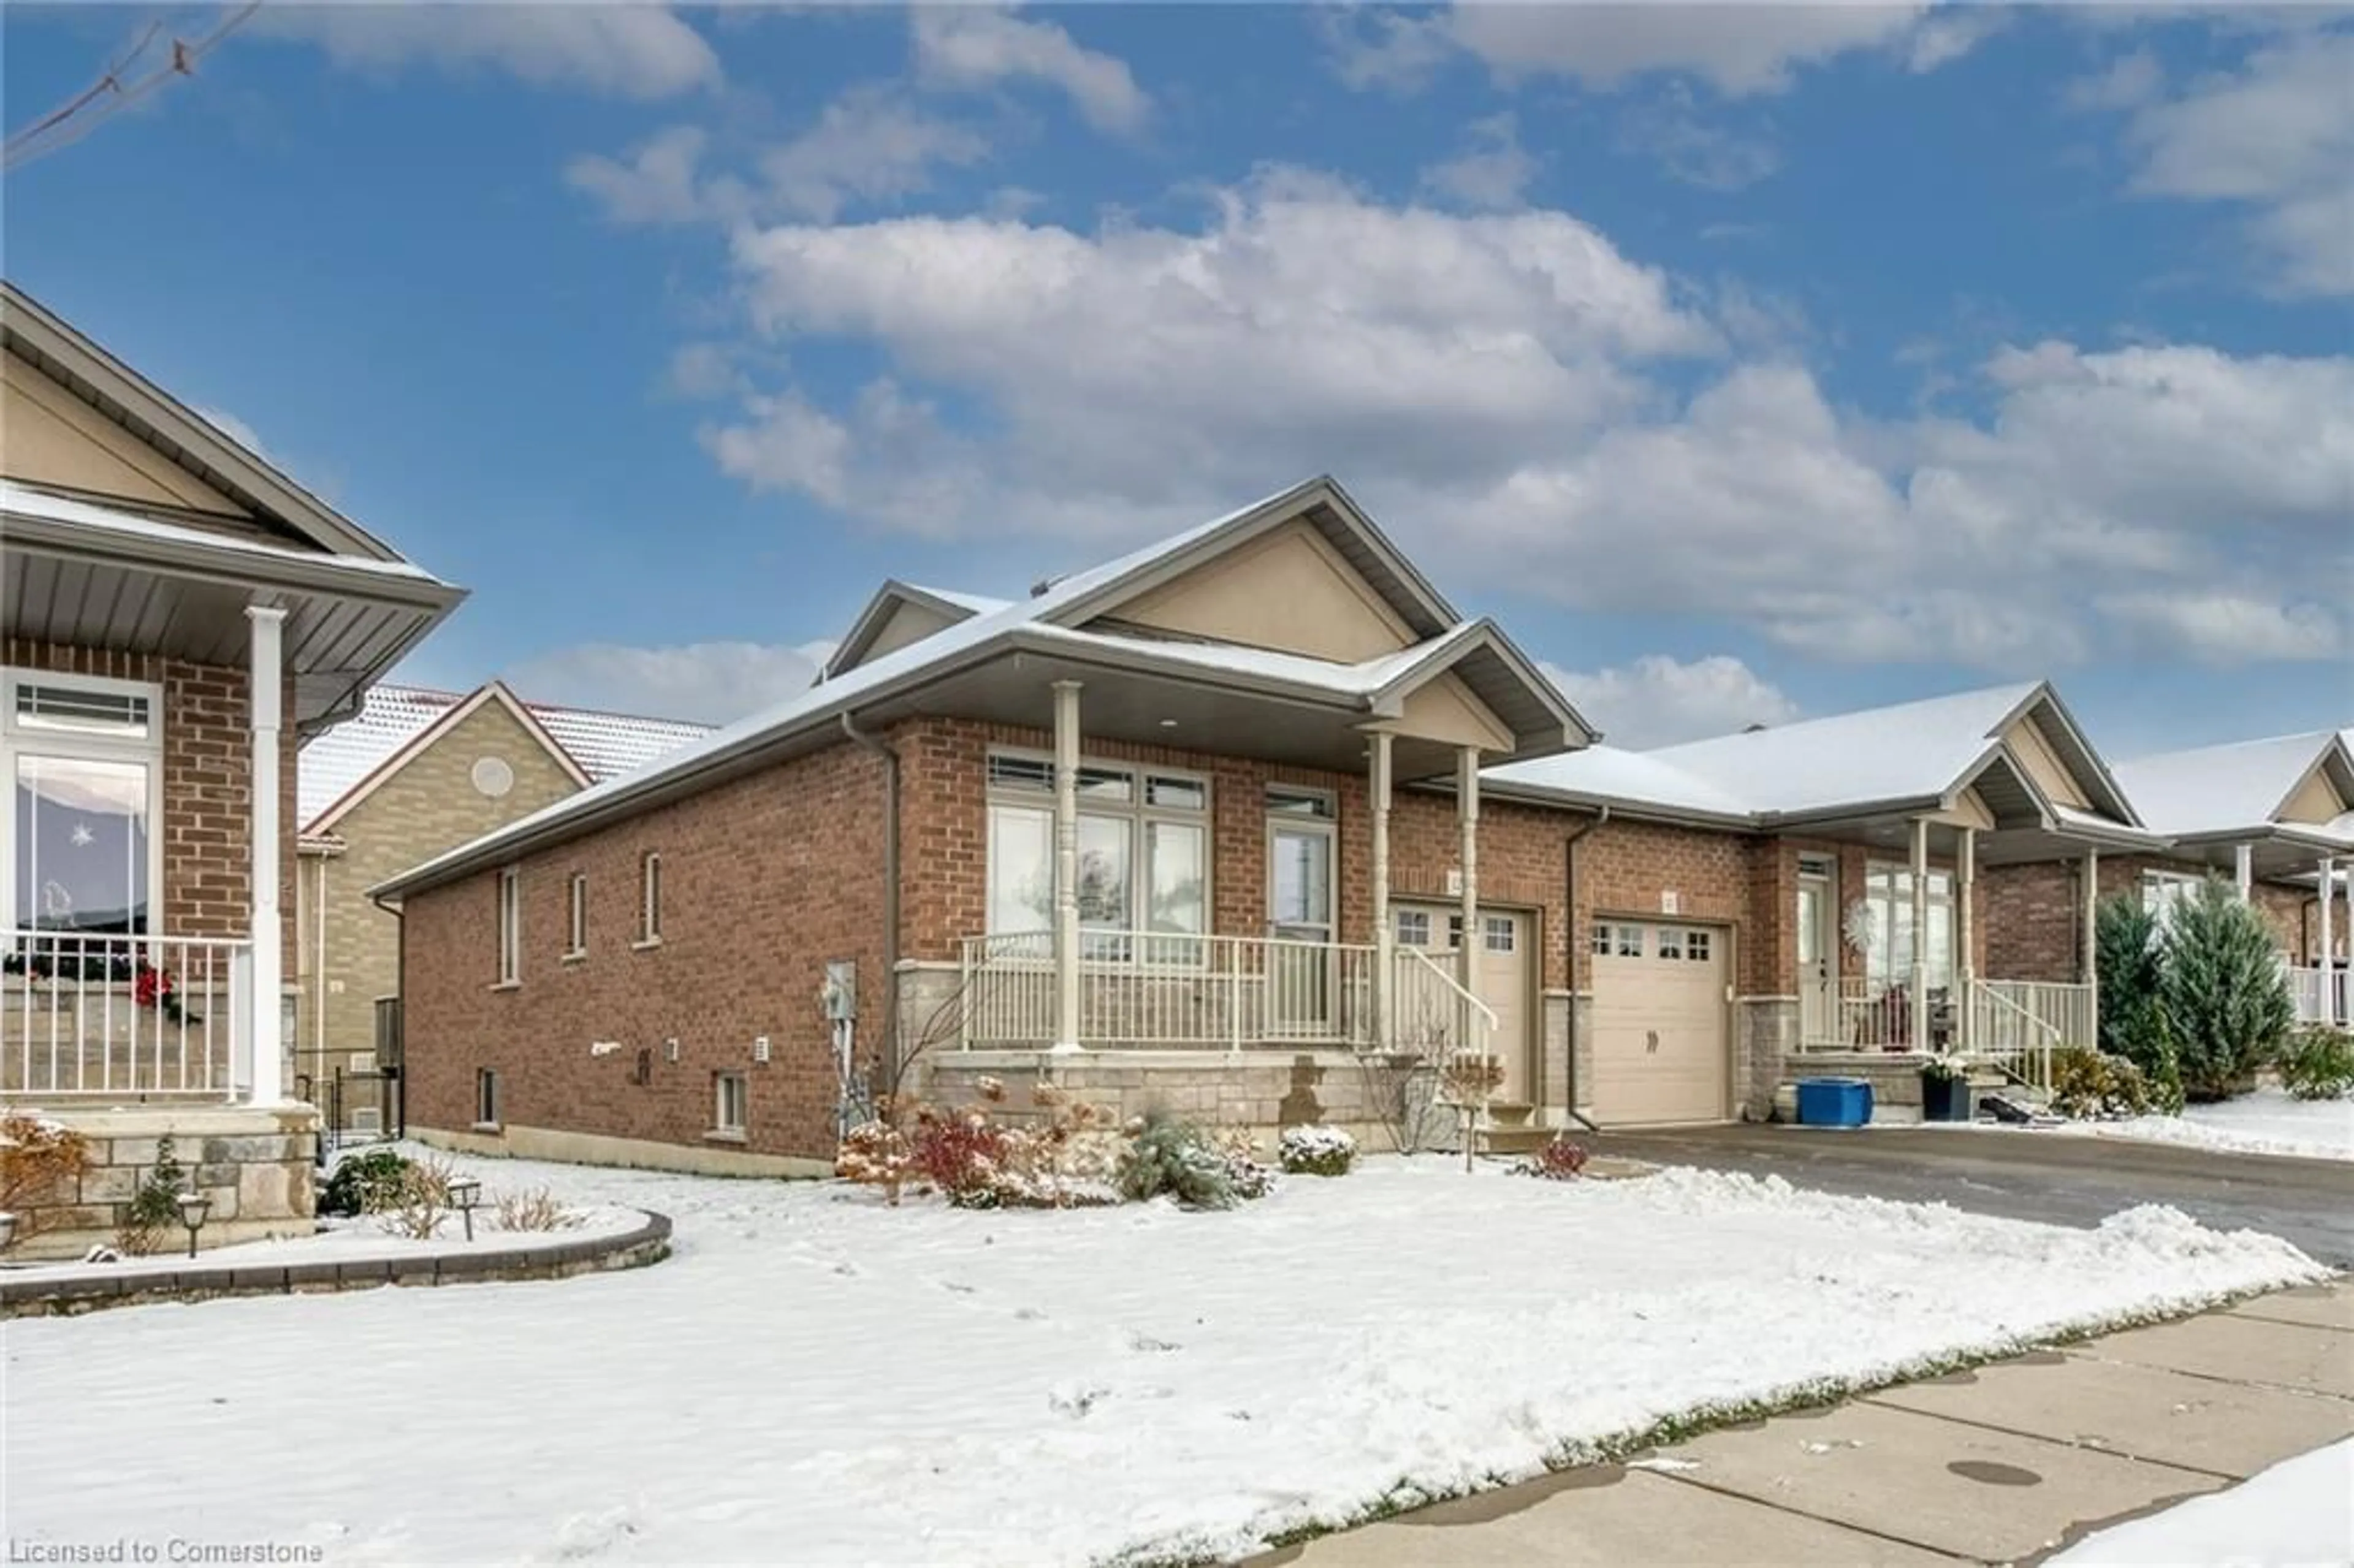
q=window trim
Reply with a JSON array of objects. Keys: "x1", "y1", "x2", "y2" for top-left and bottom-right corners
[
  {"x1": 983, "y1": 748, "x2": 1212, "y2": 963},
  {"x1": 1862, "y1": 860, "x2": 1956, "y2": 992},
  {"x1": 635, "y1": 851, "x2": 663, "y2": 948},
  {"x1": 474, "y1": 1066, "x2": 501, "y2": 1130},
  {"x1": 494, "y1": 866, "x2": 521, "y2": 987},
  {"x1": 563, "y1": 871, "x2": 588, "y2": 961},
  {"x1": 1, "y1": 667, "x2": 166, "y2": 935},
  {"x1": 711, "y1": 1069, "x2": 748, "y2": 1140}
]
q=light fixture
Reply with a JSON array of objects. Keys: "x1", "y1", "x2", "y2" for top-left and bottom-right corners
[
  {"x1": 175, "y1": 1190, "x2": 211, "y2": 1258},
  {"x1": 448, "y1": 1176, "x2": 482, "y2": 1241},
  {"x1": 0, "y1": 1210, "x2": 17, "y2": 1255},
  {"x1": 1158, "y1": 718, "x2": 1178, "y2": 729}
]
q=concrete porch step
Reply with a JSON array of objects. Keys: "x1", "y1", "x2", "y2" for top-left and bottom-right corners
[
  {"x1": 1485, "y1": 1099, "x2": 1537, "y2": 1127},
  {"x1": 1477, "y1": 1124, "x2": 1558, "y2": 1156}
]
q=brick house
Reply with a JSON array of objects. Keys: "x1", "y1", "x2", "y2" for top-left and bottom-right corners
[
  {"x1": 292, "y1": 681, "x2": 705, "y2": 1138},
  {"x1": 376, "y1": 478, "x2": 1596, "y2": 1171},
  {"x1": 1485, "y1": 683, "x2": 2147, "y2": 1120},
  {"x1": 0, "y1": 282, "x2": 462, "y2": 1255},
  {"x1": 1982, "y1": 729, "x2": 2354, "y2": 1026}
]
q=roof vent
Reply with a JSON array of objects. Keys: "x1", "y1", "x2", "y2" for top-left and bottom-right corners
[{"x1": 1030, "y1": 574, "x2": 1065, "y2": 598}]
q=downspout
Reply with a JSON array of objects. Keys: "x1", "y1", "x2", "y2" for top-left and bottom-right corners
[
  {"x1": 839, "y1": 712, "x2": 901, "y2": 1101},
  {"x1": 1560, "y1": 805, "x2": 1609, "y2": 1133}
]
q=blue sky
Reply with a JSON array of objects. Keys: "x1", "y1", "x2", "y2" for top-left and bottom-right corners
[{"x1": 5, "y1": 3, "x2": 2348, "y2": 755}]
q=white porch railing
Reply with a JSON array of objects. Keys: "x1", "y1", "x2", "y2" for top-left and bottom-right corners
[
  {"x1": 2287, "y1": 965, "x2": 2349, "y2": 1026},
  {"x1": 3, "y1": 929, "x2": 253, "y2": 1099},
  {"x1": 959, "y1": 931, "x2": 1379, "y2": 1051},
  {"x1": 1969, "y1": 979, "x2": 2095, "y2": 1094},
  {"x1": 1800, "y1": 977, "x2": 1945, "y2": 1052}
]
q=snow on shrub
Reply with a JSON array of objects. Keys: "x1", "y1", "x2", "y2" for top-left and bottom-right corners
[
  {"x1": 0, "y1": 1113, "x2": 91, "y2": 1244},
  {"x1": 321, "y1": 1148, "x2": 414, "y2": 1217},
  {"x1": 1213, "y1": 1129, "x2": 1277, "y2": 1200},
  {"x1": 2280, "y1": 1026, "x2": 2354, "y2": 1102},
  {"x1": 2048, "y1": 1049, "x2": 2157, "y2": 1121},
  {"x1": 838, "y1": 1077, "x2": 1122, "y2": 1209},
  {"x1": 1510, "y1": 1134, "x2": 1590, "y2": 1181},
  {"x1": 1278, "y1": 1124, "x2": 1356, "y2": 1177},
  {"x1": 1117, "y1": 1114, "x2": 1251, "y2": 1209}
]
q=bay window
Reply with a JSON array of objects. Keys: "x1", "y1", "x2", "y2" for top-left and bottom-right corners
[
  {"x1": 984, "y1": 752, "x2": 1208, "y2": 962},
  {"x1": 2, "y1": 671, "x2": 162, "y2": 940},
  {"x1": 1863, "y1": 862, "x2": 1954, "y2": 992}
]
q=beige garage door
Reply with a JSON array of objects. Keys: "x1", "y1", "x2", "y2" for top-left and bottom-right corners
[
  {"x1": 1395, "y1": 904, "x2": 1535, "y2": 1105},
  {"x1": 1591, "y1": 919, "x2": 1729, "y2": 1125}
]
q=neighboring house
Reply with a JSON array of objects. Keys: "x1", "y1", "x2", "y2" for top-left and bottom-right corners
[
  {"x1": 293, "y1": 682, "x2": 707, "y2": 1137},
  {"x1": 0, "y1": 281, "x2": 462, "y2": 1255},
  {"x1": 374, "y1": 477, "x2": 1594, "y2": 1171},
  {"x1": 2083, "y1": 731, "x2": 2351, "y2": 1024},
  {"x1": 1485, "y1": 682, "x2": 2147, "y2": 1120}
]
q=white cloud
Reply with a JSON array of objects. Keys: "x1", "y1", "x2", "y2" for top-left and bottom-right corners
[
  {"x1": 1542, "y1": 655, "x2": 1799, "y2": 749},
  {"x1": 759, "y1": 85, "x2": 991, "y2": 221},
  {"x1": 2096, "y1": 592, "x2": 2345, "y2": 664},
  {"x1": 1417, "y1": 113, "x2": 1537, "y2": 210},
  {"x1": 2101, "y1": 28, "x2": 2354, "y2": 295},
  {"x1": 1331, "y1": 3, "x2": 1976, "y2": 98},
  {"x1": 259, "y1": 3, "x2": 718, "y2": 99},
  {"x1": 566, "y1": 126, "x2": 714, "y2": 224},
  {"x1": 701, "y1": 390, "x2": 855, "y2": 505},
  {"x1": 506, "y1": 639, "x2": 836, "y2": 726},
  {"x1": 1617, "y1": 89, "x2": 1781, "y2": 190},
  {"x1": 194, "y1": 406, "x2": 268, "y2": 458},
  {"x1": 911, "y1": 7, "x2": 1150, "y2": 133}
]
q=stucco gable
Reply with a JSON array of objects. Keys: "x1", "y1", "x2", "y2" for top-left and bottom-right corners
[{"x1": 1100, "y1": 517, "x2": 1419, "y2": 663}]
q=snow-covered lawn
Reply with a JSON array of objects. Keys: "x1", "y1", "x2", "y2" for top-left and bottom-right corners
[
  {"x1": 2052, "y1": 1437, "x2": 2354, "y2": 1566},
  {"x1": 2074, "y1": 1087, "x2": 2354, "y2": 1163},
  {"x1": 3, "y1": 1156, "x2": 2327, "y2": 1566}
]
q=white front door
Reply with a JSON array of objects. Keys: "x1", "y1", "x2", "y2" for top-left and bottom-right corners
[
  {"x1": 1396, "y1": 904, "x2": 1534, "y2": 1104},
  {"x1": 1267, "y1": 809, "x2": 1336, "y2": 1035},
  {"x1": 1797, "y1": 862, "x2": 1837, "y2": 1045}
]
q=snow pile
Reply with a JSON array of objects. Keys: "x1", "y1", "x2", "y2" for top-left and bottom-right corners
[
  {"x1": 2, "y1": 1155, "x2": 2326, "y2": 1566},
  {"x1": 2078, "y1": 1087, "x2": 2354, "y2": 1163},
  {"x1": 2052, "y1": 1437, "x2": 2354, "y2": 1566},
  {"x1": 1278, "y1": 1123, "x2": 1357, "y2": 1174}
]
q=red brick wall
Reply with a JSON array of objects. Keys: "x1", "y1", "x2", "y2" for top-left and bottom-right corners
[
  {"x1": 1983, "y1": 853, "x2": 2317, "y2": 980},
  {"x1": 402, "y1": 739, "x2": 889, "y2": 1163},
  {"x1": 2, "y1": 639, "x2": 294, "y2": 946},
  {"x1": 1574, "y1": 818, "x2": 1761, "y2": 991}
]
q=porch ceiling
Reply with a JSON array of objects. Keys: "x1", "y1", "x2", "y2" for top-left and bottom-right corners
[{"x1": 850, "y1": 646, "x2": 1469, "y2": 780}]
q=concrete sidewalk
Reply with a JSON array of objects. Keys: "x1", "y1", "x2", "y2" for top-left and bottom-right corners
[{"x1": 1254, "y1": 1281, "x2": 2353, "y2": 1567}]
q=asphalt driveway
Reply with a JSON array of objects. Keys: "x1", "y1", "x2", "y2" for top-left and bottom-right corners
[{"x1": 1579, "y1": 1122, "x2": 2354, "y2": 1268}]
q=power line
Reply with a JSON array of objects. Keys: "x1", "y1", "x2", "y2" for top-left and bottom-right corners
[{"x1": 5, "y1": 3, "x2": 262, "y2": 173}]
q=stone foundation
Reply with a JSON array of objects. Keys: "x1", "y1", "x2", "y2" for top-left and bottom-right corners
[
  {"x1": 1737, "y1": 998, "x2": 1802, "y2": 1121},
  {"x1": 3, "y1": 1102, "x2": 318, "y2": 1261},
  {"x1": 915, "y1": 1048, "x2": 1476, "y2": 1155},
  {"x1": 1773, "y1": 1051, "x2": 1929, "y2": 1124}
]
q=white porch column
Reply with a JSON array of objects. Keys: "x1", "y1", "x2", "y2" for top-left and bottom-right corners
[
  {"x1": 1369, "y1": 730, "x2": 1395, "y2": 1052},
  {"x1": 1457, "y1": 745, "x2": 1481, "y2": 1049},
  {"x1": 2234, "y1": 842, "x2": 2254, "y2": 901},
  {"x1": 1957, "y1": 825, "x2": 1976, "y2": 1053},
  {"x1": 246, "y1": 604, "x2": 286, "y2": 1104},
  {"x1": 2081, "y1": 845, "x2": 2100, "y2": 988},
  {"x1": 2320, "y1": 857, "x2": 2337, "y2": 1027},
  {"x1": 1909, "y1": 817, "x2": 1930, "y2": 1054},
  {"x1": 1051, "y1": 680, "x2": 1083, "y2": 1053}
]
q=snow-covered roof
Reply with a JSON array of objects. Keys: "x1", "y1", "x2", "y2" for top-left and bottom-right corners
[
  {"x1": 908, "y1": 585, "x2": 1011, "y2": 617},
  {"x1": 299, "y1": 683, "x2": 709, "y2": 829},
  {"x1": 1488, "y1": 683, "x2": 2054, "y2": 824},
  {"x1": 0, "y1": 480, "x2": 446, "y2": 584},
  {"x1": 375, "y1": 477, "x2": 1586, "y2": 899},
  {"x1": 2114, "y1": 731, "x2": 2353, "y2": 839}
]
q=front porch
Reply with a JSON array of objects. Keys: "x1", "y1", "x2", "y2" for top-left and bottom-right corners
[{"x1": 1795, "y1": 974, "x2": 2098, "y2": 1082}]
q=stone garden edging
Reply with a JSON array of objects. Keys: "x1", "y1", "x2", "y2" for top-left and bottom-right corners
[{"x1": 0, "y1": 1208, "x2": 672, "y2": 1317}]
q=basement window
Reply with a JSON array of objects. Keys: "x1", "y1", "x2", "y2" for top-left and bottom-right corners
[
  {"x1": 495, "y1": 868, "x2": 520, "y2": 986},
  {"x1": 474, "y1": 1067, "x2": 500, "y2": 1129},
  {"x1": 713, "y1": 1071, "x2": 747, "y2": 1138}
]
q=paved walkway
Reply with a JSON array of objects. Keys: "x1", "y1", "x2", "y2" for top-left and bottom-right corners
[{"x1": 1254, "y1": 1281, "x2": 2353, "y2": 1567}]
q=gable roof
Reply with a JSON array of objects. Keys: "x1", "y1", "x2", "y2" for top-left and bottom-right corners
[
  {"x1": 300, "y1": 682, "x2": 710, "y2": 832},
  {"x1": 374, "y1": 476, "x2": 1589, "y2": 900},
  {"x1": 824, "y1": 580, "x2": 1012, "y2": 680},
  {"x1": 1, "y1": 281, "x2": 402, "y2": 563},
  {"x1": 1487, "y1": 681, "x2": 2141, "y2": 834},
  {"x1": 2114, "y1": 731, "x2": 2354, "y2": 842}
]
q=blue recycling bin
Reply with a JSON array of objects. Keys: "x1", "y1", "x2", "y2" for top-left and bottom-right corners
[{"x1": 1797, "y1": 1077, "x2": 1873, "y2": 1128}]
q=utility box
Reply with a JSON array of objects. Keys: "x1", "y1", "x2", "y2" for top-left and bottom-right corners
[{"x1": 821, "y1": 961, "x2": 858, "y2": 1021}]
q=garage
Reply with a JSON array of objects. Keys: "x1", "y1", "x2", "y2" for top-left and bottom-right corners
[
  {"x1": 1590, "y1": 919, "x2": 1730, "y2": 1125},
  {"x1": 1394, "y1": 902, "x2": 1536, "y2": 1105}
]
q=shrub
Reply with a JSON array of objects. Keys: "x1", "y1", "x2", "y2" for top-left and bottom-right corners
[
  {"x1": 1116, "y1": 1114, "x2": 1237, "y2": 1209},
  {"x1": 1510, "y1": 1135, "x2": 1590, "y2": 1181},
  {"x1": 1213, "y1": 1130, "x2": 1278, "y2": 1200},
  {"x1": 2159, "y1": 880, "x2": 2295, "y2": 1100},
  {"x1": 494, "y1": 1186, "x2": 582, "y2": 1232},
  {"x1": 2114, "y1": 1003, "x2": 2188, "y2": 1115},
  {"x1": 2279, "y1": 1026, "x2": 2354, "y2": 1102},
  {"x1": 1278, "y1": 1124, "x2": 1356, "y2": 1177},
  {"x1": 2096, "y1": 896, "x2": 2165, "y2": 1070},
  {"x1": 0, "y1": 1113, "x2": 91, "y2": 1243},
  {"x1": 840, "y1": 1078, "x2": 1122, "y2": 1209},
  {"x1": 116, "y1": 1133, "x2": 188, "y2": 1256},
  {"x1": 321, "y1": 1148, "x2": 415, "y2": 1217},
  {"x1": 381, "y1": 1155, "x2": 457, "y2": 1239},
  {"x1": 2047, "y1": 1048, "x2": 2155, "y2": 1121},
  {"x1": 910, "y1": 1111, "x2": 1016, "y2": 1210}
]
